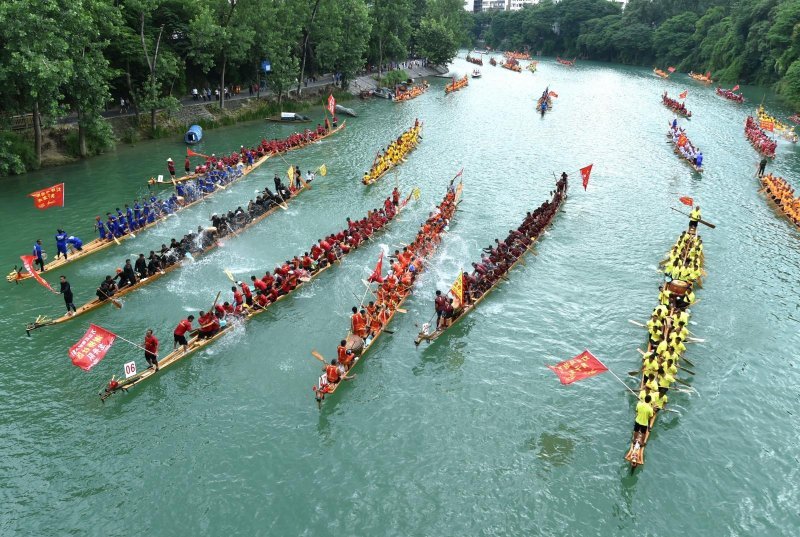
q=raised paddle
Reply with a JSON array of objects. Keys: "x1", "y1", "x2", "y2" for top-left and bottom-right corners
[
  {"x1": 97, "y1": 288, "x2": 122, "y2": 309},
  {"x1": 311, "y1": 350, "x2": 326, "y2": 363},
  {"x1": 224, "y1": 269, "x2": 236, "y2": 283},
  {"x1": 670, "y1": 207, "x2": 716, "y2": 228}
]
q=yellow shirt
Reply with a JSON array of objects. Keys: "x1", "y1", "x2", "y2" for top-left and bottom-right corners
[{"x1": 636, "y1": 401, "x2": 654, "y2": 426}]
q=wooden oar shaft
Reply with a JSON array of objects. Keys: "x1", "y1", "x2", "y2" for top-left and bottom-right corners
[{"x1": 670, "y1": 207, "x2": 716, "y2": 228}]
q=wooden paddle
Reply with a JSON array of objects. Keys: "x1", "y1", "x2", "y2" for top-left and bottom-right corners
[
  {"x1": 311, "y1": 350, "x2": 326, "y2": 363},
  {"x1": 97, "y1": 288, "x2": 122, "y2": 309},
  {"x1": 670, "y1": 207, "x2": 716, "y2": 228},
  {"x1": 224, "y1": 269, "x2": 236, "y2": 283}
]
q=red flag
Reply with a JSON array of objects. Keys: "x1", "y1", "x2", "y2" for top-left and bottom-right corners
[
  {"x1": 327, "y1": 94, "x2": 336, "y2": 116},
  {"x1": 19, "y1": 255, "x2": 57, "y2": 293},
  {"x1": 367, "y1": 251, "x2": 384, "y2": 283},
  {"x1": 667, "y1": 66, "x2": 676, "y2": 73},
  {"x1": 580, "y1": 164, "x2": 593, "y2": 191},
  {"x1": 548, "y1": 350, "x2": 608, "y2": 385},
  {"x1": 705, "y1": 71, "x2": 711, "y2": 78},
  {"x1": 187, "y1": 148, "x2": 208, "y2": 158},
  {"x1": 760, "y1": 120, "x2": 775, "y2": 132},
  {"x1": 29, "y1": 183, "x2": 64, "y2": 210},
  {"x1": 69, "y1": 324, "x2": 117, "y2": 371},
  {"x1": 549, "y1": 91, "x2": 559, "y2": 98},
  {"x1": 679, "y1": 90, "x2": 688, "y2": 99},
  {"x1": 679, "y1": 196, "x2": 694, "y2": 206},
  {"x1": 732, "y1": 84, "x2": 740, "y2": 92}
]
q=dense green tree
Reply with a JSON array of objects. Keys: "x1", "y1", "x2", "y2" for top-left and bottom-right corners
[
  {"x1": 313, "y1": 0, "x2": 371, "y2": 88},
  {"x1": 416, "y1": 18, "x2": 458, "y2": 66},
  {"x1": 368, "y1": 0, "x2": 413, "y2": 78}
]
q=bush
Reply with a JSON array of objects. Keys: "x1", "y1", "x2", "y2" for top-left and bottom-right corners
[
  {"x1": 65, "y1": 117, "x2": 116, "y2": 157},
  {"x1": 0, "y1": 131, "x2": 37, "y2": 176},
  {"x1": 379, "y1": 69, "x2": 410, "y2": 88}
]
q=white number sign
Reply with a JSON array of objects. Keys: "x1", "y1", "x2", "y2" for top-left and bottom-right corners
[{"x1": 123, "y1": 361, "x2": 137, "y2": 379}]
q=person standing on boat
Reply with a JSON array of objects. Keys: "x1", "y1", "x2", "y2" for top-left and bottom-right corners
[
  {"x1": 689, "y1": 206, "x2": 701, "y2": 230},
  {"x1": 59, "y1": 276, "x2": 77, "y2": 316},
  {"x1": 694, "y1": 151, "x2": 703, "y2": 169},
  {"x1": 33, "y1": 239, "x2": 45, "y2": 271},
  {"x1": 757, "y1": 157, "x2": 768, "y2": 177},
  {"x1": 144, "y1": 329, "x2": 159, "y2": 371},
  {"x1": 634, "y1": 394, "x2": 654, "y2": 438},
  {"x1": 184, "y1": 156, "x2": 191, "y2": 174},
  {"x1": 173, "y1": 315, "x2": 194, "y2": 352},
  {"x1": 167, "y1": 158, "x2": 176, "y2": 180},
  {"x1": 54, "y1": 229, "x2": 69, "y2": 260}
]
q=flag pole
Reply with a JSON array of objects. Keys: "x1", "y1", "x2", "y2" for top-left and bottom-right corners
[
  {"x1": 113, "y1": 333, "x2": 150, "y2": 354},
  {"x1": 596, "y1": 357, "x2": 638, "y2": 396}
]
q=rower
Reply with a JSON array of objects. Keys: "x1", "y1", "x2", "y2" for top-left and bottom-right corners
[
  {"x1": 59, "y1": 275, "x2": 77, "y2": 316},
  {"x1": 351, "y1": 306, "x2": 368, "y2": 339},
  {"x1": 173, "y1": 315, "x2": 195, "y2": 352},
  {"x1": 231, "y1": 285, "x2": 244, "y2": 313},
  {"x1": 144, "y1": 329, "x2": 159, "y2": 371},
  {"x1": 434, "y1": 290, "x2": 447, "y2": 329},
  {"x1": 96, "y1": 275, "x2": 117, "y2": 301},
  {"x1": 33, "y1": 239, "x2": 45, "y2": 271},
  {"x1": 66, "y1": 236, "x2": 83, "y2": 252},
  {"x1": 55, "y1": 229, "x2": 69, "y2": 260},
  {"x1": 325, "y1": 359, "x2": 341, "y2": 385}
]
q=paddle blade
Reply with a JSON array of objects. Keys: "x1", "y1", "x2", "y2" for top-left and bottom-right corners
[
  {"x1": 112, "y1": 300, "x2": 122, "y2": 309},
  {"x1": 311, "y1": 350, "x2": 326, "y2": 363},
  {"x1": 319, "y1": 164, "x2": 327, "y2": 176},
  {"x1": 224, "y1": 269, "x2": 235, "y2": 282}
]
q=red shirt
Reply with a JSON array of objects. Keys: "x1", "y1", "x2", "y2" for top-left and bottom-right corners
[
  {"x1": 144, "y1": 334, "x2": 159, "y2": 354},
  {"x1": 253, "y1": 279, "x2": 268, "y2": 292},
  {"x1": 174, "y1": 319, "x2": 192, "y2": 336},
  {"x1": 232, "y1": 290, "x2": 244, "y2": 305},
  {"x1": 240, "y1": 282, "x2": 252, "y2": 298}
]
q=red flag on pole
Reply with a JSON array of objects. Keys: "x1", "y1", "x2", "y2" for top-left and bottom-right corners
[
  {"x1": 327, "y1": 94, "x2": 336, "y2": 116},
  {"x1": 367, "y1": 251, "x2": 384, "y2": 283},
  {"x1": 679, "y1": 196, "x2": 694, "y2": 207},
  {"x1": 547, "y1": 350, "x2": 608, "y2": 385},
  {"x1": 549, "y1": 91, "x2": 559, "y2": 98},
  {"x1": 732, "y1": 84, "x2": 740, "y2": 92},
  {"x1": 69, "y1": 324, "x2": 117, "y2": 371},
  {"x1": 187, "y1": 148, "x2": 208, "y2": 158},
  {"x1": 580, "y1": 164, "x2": 593, "y2": 190},
  {"x1": 667, "y1": 66, "x2": 676, "y2": 73},
  {"x1": 760, "y1": 120, "x2": 775, "y2": 132},
  {"x1": 29, "y1": 183, "x2": 64, "y2": 210},
  {"x1": 679, "y1": 90, "x2": 688, "y2": 99},
  {"x1": 19, "y1": 255, "x2": 57, "y2": 293}
]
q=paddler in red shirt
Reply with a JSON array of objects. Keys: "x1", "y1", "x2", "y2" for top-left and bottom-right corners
[{"x1": 173, "y1": 315, "x2": 194, "y2": 352}]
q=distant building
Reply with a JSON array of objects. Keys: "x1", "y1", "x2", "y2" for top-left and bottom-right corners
[
  {"x1": 471, "y1": 0, "x2": 539, "y2": 11},
  {"x1": 481, "y1": 0, "x2": 507, "y2": 10},
  {"x1": 508, "y1": 0, "x2": 538, "y2": 10}
]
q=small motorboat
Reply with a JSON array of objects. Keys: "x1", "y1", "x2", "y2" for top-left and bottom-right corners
[
  {"x1": 373, "y1": 87, "x2": 394, "y2": 100},
  {"x1": 265, "y1": 112, "x2": 311, "y2": 123},
  {"x1": 472, "y1": 69, "x2": 481, "y2": 79},
  {"x1": 184, "y1": 125, "x2": 202, "y2": 144}
]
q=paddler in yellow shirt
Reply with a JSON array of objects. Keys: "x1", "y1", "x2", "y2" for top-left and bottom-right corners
[
  {"x1": 689, "y1": 205, "x2": 701, "y2": 230},
  {"x1": 634, "y1": 395, "x2": 655, "y2": 438},
  {"x1": 651, "y1": 387, "x2": 669, "y2": 412}
]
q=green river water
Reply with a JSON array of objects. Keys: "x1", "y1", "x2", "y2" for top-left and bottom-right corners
[{"x1": 2, "y1": 57, "x2": 799, "y2": 536}]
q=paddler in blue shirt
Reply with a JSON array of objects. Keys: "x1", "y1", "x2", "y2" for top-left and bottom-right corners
[
  {"x1": 694, "y1": 151, "x2": 703, "y2": 169},
  {"x1": 66, "y1": 236, "x2": 83, "y2": 251},
  {"x1": 133, "y1": 200, "x2": 142, "y2": 226},
  {"x1": 55, "y1": 229, "x2": 69, "y2": 260},
  {"x1": 95, "y1": 216, "x2": 108, "y2": 240},
  {"x1": 125, "y1": 204, "x2": 137, "y2": 231}
]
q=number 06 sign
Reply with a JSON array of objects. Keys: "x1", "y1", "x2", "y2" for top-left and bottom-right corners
[{"x1": 124, "y1": 361, "x2": 137, "y2": 379}]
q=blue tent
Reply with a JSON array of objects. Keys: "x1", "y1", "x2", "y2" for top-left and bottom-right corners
[{"x1": 184, "y1": 125, "x2": 203, "y2": 144}]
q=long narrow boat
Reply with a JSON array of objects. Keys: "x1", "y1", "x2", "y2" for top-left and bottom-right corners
[
  {"x1": 444, "y1": 75, "x2": 469, "y2": 94},
  {"x1": 362, "y1": 121, "x2": 423, "y2": 185},
  {"x1": 394, "y1": 82, "x2": 429, "y2": 102},
  {"x1": 168, "y1": 122, "x2": 346, "y2": 186},
  {"x1": 745, "y1": 116, "x2": 777, "y2": 158},
  {"x1": 99, "y1": 190, "x2": 413, "y2": 401},
  {"x1": 25, "y1": 183, "x2": 311, "y2": 333},
  {"x1": 313, "y1": 178, "x2": 463, "y2": 407},
  {"x1": 489, "y1": 57, "x2": 497, "y2": 67},
  {"x1": 756, "y1": 106, "x2": 798, "y2": 143},
  {"x1": 653, "y1": 68, "x2": 670, "y2": 79},
  {"x1": 715, "y1": 87, "x2": 744, "y2": 103},
  {"x1": 688, "y1": 71, "x2": 713, "y2": 84},
  {"x1": 415, "y1": 179, "x2": 565, "y2": 345},
  {"x1": 624, "y1": 223, "x2": 705, "y2": 470},
  {"x1": 466, "y1": 54, "x2": 483, "y2": 66},
  {"x1": 666, "y1": 128, "x2": 704, "y2": 173},
  {"x1": 501, "y1": 59, "x2": 522, "y2": 72},
  {"x1": 7, "y1": 164, "x2": 254, "y2": 284},
  {"x1": 505, "y1": 51, "x2": 531, "y2": 61},
  {"x1": 556, "y1": 56, "x2": 575, "y2": 67},
  {"x1": 759, "y1": 173, "x2": 800, "y2": 227},
  {"x1": 662, "y1": 92, "x2": 691, "y2": 118}
]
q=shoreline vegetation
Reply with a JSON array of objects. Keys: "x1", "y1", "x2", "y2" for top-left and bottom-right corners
[
  {"x1": 469, "y1": 0, "x2": 800, "y2": 108},
  {"x1": 0, "y1": 0, "x2": 469, "y2": 177}
]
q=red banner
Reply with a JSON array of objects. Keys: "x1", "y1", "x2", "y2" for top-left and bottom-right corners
[
  {"x1": 187, "y1": 148, "x2": 208, "y2": 158},
  {"x1": 679, "y1": 196, "x2": 694, "y2": 207},
  {"x1": 667, "y1": 66, "x2": 676, "y2": 73},
  {"x1": 69, "y1": 324, "x2": 117, "y2": 371},
  {"x1": 367, "y1": 251, "x2": 384, "y2": 283},
  {"x1": 327, "y1": 94, "x2": 336, "y2": 116},
  {"x1": 549, "y1": 91, "x2": 559, "y2": 98},
  {"x1": 548, "y1": 350, "x2": 608, "y2": 385},
  {"x1": 580, "y1": 164, "x2": 593, "y2": 191},
  {"x1": 679, "y1": 90, "x2": 688, "y2": 99},
  {"x1": 20, "y1": 255, "x2": 57, "y2": 293},
  {"x1": 760, "y1": 120, "x2": 775, "y2": 132},
  {"x1": 29, "y1": 183, "x2": 64, "y2": 210},
  {"x1": 732, "y1": 84, "x2": 740, "y2": 92}
]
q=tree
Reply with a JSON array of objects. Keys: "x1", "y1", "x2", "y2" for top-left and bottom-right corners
[
  {"x1": 0, "y1": 0, "x2": 74, "y2": 167},
  {"x1": 188, "y1": 0, "x2": 255, "y2": 110},
  {"x1": 368, "y1": 0, "x2": 413, "y2": 79},
  {"x1": 313, "y1": 0, "x2": 371, "y2": 88},
  {"x1": 415, "y1": 18, "x2": 458, "y2": 66}
]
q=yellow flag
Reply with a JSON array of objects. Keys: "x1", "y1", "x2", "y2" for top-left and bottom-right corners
[
  {"x1": 319, "y1": 164, "x2": 327, "y2": 176},
  {"x1": 450, "y1": 271, "x2": 463, "y2": 303},
  {"x1": 412, "y1": 187, "x2": 420, "y2": 200},
  {"x1": 287, "y1": 165, "x2": 294, "y2": 180}
]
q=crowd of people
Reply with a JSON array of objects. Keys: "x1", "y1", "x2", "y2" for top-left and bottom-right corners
[
  {"x1": 631, "y1": 229, "x2": 703, "y2": 460},
  {"x1": 744, "y1": 116, "x2": 777, "y2": 158},
  {"x1": 466, "y1": 54, "x2": 483, "y2": 66},
  {"x1": 756, "y1": 106, "x2": 798, "y2": 143},
  {"x1": 445, "y1": 75, "x2": 468, "y2": 94},
  {"x1": 94, "y1": 192, "x2": 197, "y2": 242},
  {"x1": 760, "y1": 173, "x2": 800, "y2": 226},
  {"x1": 715, "y1": 87, "x2": 744, "y2": 103},
  {"x1": 94, "y1": 173, "x2": 306, "y2": 305},
  {"x1": 428, "y1": 175, "x2": 566, "y2": 334},
  {"x1": 662, "y1": 92, "x2": 691, "y2": 117},
  {"x1": 668, "y1": 120, "x2": 703, "y2": 171},
  {"x1": 315, "y1": 183, "x2": 460, "y2": 397},
  {"x1": 362, "y1": 120, "x2": 422, "y2": 184},
  {"x1": 501, "y1": 58, "x2": 521, "y2": 72}
]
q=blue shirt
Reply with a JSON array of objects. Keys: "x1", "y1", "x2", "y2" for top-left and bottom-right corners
[
  {"x1": 55, "y1": 232, "x2": 67, "y2": 247},
  {"x1": 33, "y1": 243, "x2": 43, "y2": 257}
]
